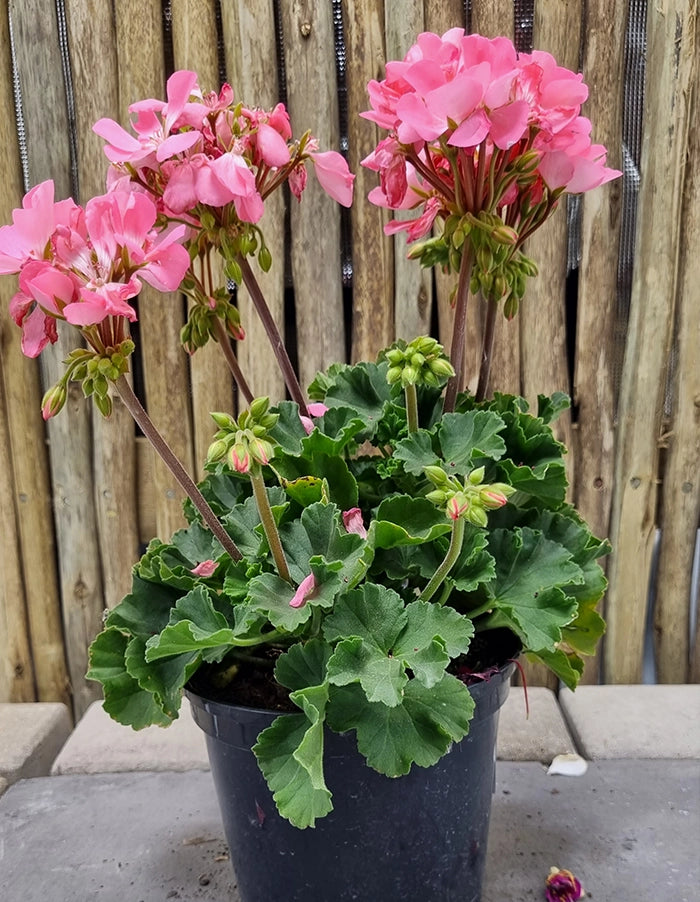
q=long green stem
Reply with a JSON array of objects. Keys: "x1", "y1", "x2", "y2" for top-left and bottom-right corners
[
  {"x1": 250, "y1": 469, "x2": 291, "y2": 583},
  {"x1": 404, "y1": 382, "x2": 419, "y2": 433},
  {"x1": 419, "y1": 517, "x2": 465, "y2": 603},
  {"x1": 475, "y1": 297, "x2": 498, "y2": 402},
  {"x1": 114, "y1": 376, "x2": 242, "y2": 561},
  {"x1": 211, "y1": 316, "x2": 255, "y2": 404},
  {"x1": 444, "y1": 244, "x2": 474, "y2": 413},
  {"x1": 238, "y1": 255, "x2": 308, "y2": 416}
]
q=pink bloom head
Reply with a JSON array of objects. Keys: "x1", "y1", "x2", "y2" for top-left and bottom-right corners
[
  {"x1": 545, "y1": 867, "x2": 583, "y2": 902},
  {"x1": 342, "y1": 508, "x2": 367, "y2": 539},
  {"x1": 289, "y1": 572, "x2": 316, "y2": 609}
]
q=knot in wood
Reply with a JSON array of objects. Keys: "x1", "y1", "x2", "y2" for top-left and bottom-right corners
[{"x1": 300, "y1": 21, "x2": 312, "y2": 37}]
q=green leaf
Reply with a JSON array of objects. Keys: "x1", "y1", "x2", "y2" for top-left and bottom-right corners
[
  {"x1": 253, "y1": 699, "x2": 332, "y2": 828},
  {"x1": 221, "y1": 488, "x2": 288, "y2": 558},
  {"x1": 275, "y1": 639, "x2": 333, "y2": 692},
  {"x1": 393, "y1": 429, "x2": 439, "y2": 476},
  {"x1": 327, "y1": 674, "x2": 475, "y2": 776},
  {"x1": 372, "y1": 495, "x2": 452, "y2": 548},
  {"x1": 323, "y1": 361, "x2": 394, "y2": 439},
  {"x1": 527, "y1": 647, "x2": 584, "y2": 690},
  {"x1": 562, "y1": 600, "x2": 606, "y2": 656},
  {"x1": 537, "y1": 392, "x2": 570, "y2": 425},
  {"x1": 484, "y1": 527, "x2": 583, "y2": 651},
  {"x1": 437, "y1": 411, "x2": 507, "y2": 473},
  {"x1": 104, "y1": 575, "x2": 180, "y2": 640},
  {"x1": 282, "y1": 475, "x2": 325, "y2": 507},
  {"x1": 323, "y1": 584, "x2": 407, "y2": 650},
  {"x1": 268, "y1": 400, "x2": 308, "y2": 454},
  {"x1": 246, "y1": 568, "x2": 341, "y2": 631},
  {"x1": 144, "y1": 586, "x2": 235, "y2": 662},
  {"x1": 327, "y1": 637, "x2": 407, "y2": 705},
  {"x1": 398, "y1": 601, "x2": 474, "y2": 659},
  {"x1": 498, "y1": 459, "x2": 568, "y2": 508},
  {"x1": 124, "y1": 636, "x2": 198, "y2": 719}
]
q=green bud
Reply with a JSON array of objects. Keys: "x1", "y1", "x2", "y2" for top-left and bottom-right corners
[
  {"x1": 401, "y1": 365, "x2": 418, "y2": 386},
  {"x1": 249, "y1": 397, "x2": 270, "y2": 421},
  {"x1": 258, "y1": 245, "x2": 272, "y2": 273},
  {"x1": 210, "y1": 411, "x2": 235, "y2": 430},
  {"x1": 491, "y1": 224, "x2": 518, "y2": 245},
  {"x1": 468, "y1": 466, "x2": 486, "y2": 485},
  {"x1": 385, "y1": 348, "x2": 404, "y2": 365},
  {"x1": 428, "y1": 357, "x2": 455, "y2": 379},
  {"x1": 41, "y1": 383, "x2": 67, "y2": 420},
  {"x1": 425, "y1": 489, "x2": 448, "y2": 506},
  {"x1": 94, "y1": 392, "x2": 112, "y2": 418},
  {"x1": 206, "y1": 438, "x2": 229, "y2": 463},
  {"x1": 504, "y1": 293, "x2": 519, "y2": 320},
  {"x1": 200, "y1": 210, "x2": 216, "y2": 230},
  {"x1": 424, "y1": 465, "x2": 449, "y2": 487},
  {"x1": 224, "y1": 259, "x2": 243, "y2": 284},
  {"x1": 466, "y1": 505, "x2": 488, "y2": 528},
  {"x1": 452, "y1": 227, "x2": 466, "y2": 249},
  {"x1": 386, "y1": 366, "x2": 402, "y2": 385},
  {"x1": 260, "y1": 412, "x2": 279, "y2": 429}
]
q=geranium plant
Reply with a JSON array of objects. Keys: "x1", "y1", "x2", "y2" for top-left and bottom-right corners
[{"x1": 0, "y1": 29, "x2": 618, "y2": 829}]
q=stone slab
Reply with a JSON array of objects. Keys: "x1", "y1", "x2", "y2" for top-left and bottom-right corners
[
  {"x1": 51, "y1": 699, "x2": 209, "y2": 775},
  {"x1": 559, "y1": 684, "x2": 700, "y2": 759},
  {"x1": 0, "y1": 777, "x2": 7, "y2": 798},
  {"x1": 0, "y1": 703, "x2": 72, "y2": 785},
  {"x1": 1, "y1": 762, "x2": 697, "y2": 902},
  {"x1": 497, "y1": 687, "x2": 576, "y2": 762}
]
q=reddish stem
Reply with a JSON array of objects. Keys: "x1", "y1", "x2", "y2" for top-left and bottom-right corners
[{"x1": 211, "y1": 316, "x2": 254, "y2": 404}]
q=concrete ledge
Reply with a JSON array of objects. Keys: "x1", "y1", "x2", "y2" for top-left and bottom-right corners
[
  {"x1": 0, "y1": 777, "x2": 7, "y2": 798},
  {"x1": 559, "y1": 685, "x2": 700, "y2": 759},
  {"x1": 497, "y1": 687, "x2": 577, "y2": 762},
  {"x1": 51, "y1": 700, "x2": 209, "y2": 775},
  {"x1": 0, "y1": 703, "x2": 72, "y2": 785}
]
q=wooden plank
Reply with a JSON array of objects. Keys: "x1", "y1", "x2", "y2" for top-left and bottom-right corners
[
  {"x1": 469, "y1": 2, "x2": 519, "y2": 396},
  {"x1": 521, "y1": 0, "x2": 583, "y2": 689},
  {"x1": 604, "y1": 0, "x2": 697, "y2": 683},
  {"x1": 220, "y1": 1, "x2": 286, "y2": 405},
  {"x1": 281, "y1": 1, "x2": 346, "y2": 388},
  {"x1": 0, "y1": 0, "x2": 68, "y2": 705},
  {"x1": 170, "y1": 0, "x2": 235, "y2": 464},
  {"x1": 10, "y1": 0, "x2": 104, "y2": 716},
  {"x1": 113, "y1": 0, "x2": 195, "y2": 541},
  {"x1": 654, "y1": 39, "x2": 700, "y2": 683},
  {"x1": 0, "y1": 370, "x2": 35, "y2": 701},
  {"x1": 345, "y1": 0, "x2": 395, "y2": 360},
  {"x1": 65, "y1": 0, "x2": 139, "y2": 611}
]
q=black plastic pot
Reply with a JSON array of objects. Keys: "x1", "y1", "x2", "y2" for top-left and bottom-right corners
[{"x1": 187, "y1": 661, "x2": 514, "y2": 902}]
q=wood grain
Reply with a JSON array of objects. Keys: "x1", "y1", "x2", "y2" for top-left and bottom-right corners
[
  {"x1": 221, "y1": 0, "x2": 286, "y2": 404},
  {"x1": 281, "y1": 0, "x2": 346, "y2": 388},
  {"x1": 604, "y1": 0, "x2": 696, "y2": 683}
]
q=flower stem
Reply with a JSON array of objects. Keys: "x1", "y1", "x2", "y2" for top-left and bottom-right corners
[
  {"x1": 418, "y1": 517, "x2": 465, "y2": 604},
  {"x1": 113, "y1": 376, "x2": 242, "y2": 561},
  {"x1": 444, "y1": 244, "x2": 474, "y2": 413},
  {"x1": 249, "y1": 469, "x2": 291, "y2": 583},
  {"x1": 211, "y1": 316, "x2": 254, "y2": 404},
  {"x1": 475, "y1": 297, "x2": 498, "y2": 402},
  {"x1": 404, "y1": 382, "x2": 419, "y2": 433},
  {"x1": 237, "y1": 254, "x2": 308, "y2": 416}
]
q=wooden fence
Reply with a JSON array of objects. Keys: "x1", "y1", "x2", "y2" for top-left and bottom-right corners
[{"x1": 0, "y1": 0, "x2": 697, "y2": 718}]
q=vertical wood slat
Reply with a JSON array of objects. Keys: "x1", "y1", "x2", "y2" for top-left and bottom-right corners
[
  {"x1": 469, "y1": 1, "x2": 520, "y2": 397},
  {"x1": 345, "y1": 0, "x2": 395, "y2": 361},
  {"x1": 170, "y1": 0, "x2": 235, "y2": 465},
  {"x1": 384, "y1": 3, "x2": 434, "y2": 346},
  {"x1": 0, "y1": 373, "x2": 35, "y2": 701},
  {"x1": 605, "y1": 0, "x2": 697, "y2": 683},
  {"x1": 0, "y1": 0, "x2": 68, "y2": 705},
  {"x1": 654, "y1": 26, "x2": 700, "y2": 682},
  {"x1": 10, "y1": 0, "x2": 104, "y2": 716},
  {"x1": 220, "y1": 1, "x2": 286, "y2": 405},
  {"x1": 281, "y1": 0, "x2": 346, "y2": 389},
  {"x1": 113, "y1": 0, "x2": 195, "y2": 542},
  {"x1": 65, "y1": 0, "x2": 139, "y2": 613}
]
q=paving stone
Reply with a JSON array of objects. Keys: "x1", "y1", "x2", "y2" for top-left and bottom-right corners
[
  {"x1": 559, "y1": 684, "x2": 700, "y2": 759},
  {"x1": 0, "y1": 703, "x2": 72, "y2": 785},
  {"x1": 1, "y1": 762, "x2": 697, "y2": 902},
  {"x1": 51, "y1": 699, "x2": 209, "y2": 774},
  {"x1": 497, "y1": 686, "x2": 576, "y2": 762}
]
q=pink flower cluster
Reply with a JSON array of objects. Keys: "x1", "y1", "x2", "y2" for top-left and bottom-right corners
[
  {"x1": 0, "y1": 180, "x2": 189, "y2": 357},
  {"x1": 94, "y1": 69, "x2": 354, "y2": 224},
  {"x1": 362, "y1": 29, "x2": 620, "y2": 241}
]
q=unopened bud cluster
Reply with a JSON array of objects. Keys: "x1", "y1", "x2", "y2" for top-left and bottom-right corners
[
  {"x1": 42, "y1": 340, "x2": 135, "y2": 420},
  {"x1": 384, "y1": 336, "x2": 455, "y2": 389},
  {"x1": 207, "y1": 397, "x2": 278, "y2": 475},
  {"x1": 424, "y1": 464, "x2": 515, "y2": 527},
  {"x1": 180, "y1": 289, "x2": 244, "y2": 354}
]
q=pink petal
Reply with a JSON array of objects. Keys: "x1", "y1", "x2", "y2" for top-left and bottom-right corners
[
  {"x1": 191, "y1": 559, "x2": 218, "y2": 577},
  {"x1": 447, "y1": 109, "x2": 490, "y2": 148},
  {"x1": 289, "y1": 573, "x2": 316, "y2": 609},
  {"x1": 488, "y1": 100, "x2": 530, "y2": 149},
  {"x1": 156, "y1": 130, "x2": 200, "y2": 162},
  {"x1": 310, "y1": 151, "x2": 355, "y2": 207},
  {"x1": 256, "y1": 123, "x2": 291, "y2": 167},
  {"x1": 342, "y1": 508, "x2": 367, "y2": 539}
]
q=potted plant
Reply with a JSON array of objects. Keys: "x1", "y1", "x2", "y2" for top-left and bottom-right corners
[{"x1": 0, "y1": 29, "x2": 618, "y2": 902}]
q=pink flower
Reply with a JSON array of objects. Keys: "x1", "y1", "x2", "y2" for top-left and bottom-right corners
[
  {"x1": 342, "y1": 508, "x2": 367, "y2": 539},
  {"x1": 299, "y1": 402, "x2": 328, "y2": 435},
  {"x1": 191, "y1": 559, "x2": 218, "y2": 577},
  {"x1": 0, "y1": 180, "x2": 79, "y2": 274},
  {"x1": 309, "y1": 151, "x2": 355, "y2": 207},
  {"x1": 545, "y1": 867, "x2": 583, "y2": 902},
  {"x1": 289, "y1": 573, "x2": 316, "y2": 609}
]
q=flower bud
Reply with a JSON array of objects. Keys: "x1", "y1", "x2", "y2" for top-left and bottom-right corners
[
  {"x1": 491, "y1": 224, "x2": 518, "y2": 245},
  {"x1": 428, "y1": 357, "x2": 455, "y2": 379},
  {"x1": 447, "y1": 493, "x2": 469, "y2": 521},
  {"x1": 258, "y1": 245, "x2": 272, "y2": 273},
  {"x1": 424, "y1": 465, "x2": 449, "y2": 487},
  {"x1": 250, "y1": 438, "x2": 274, "y2": 466},
  {"x1": 249, "y1": 397, "x2": 270, "y2": 421},
  {"x1": 468, "y1": 466, "x2": 485, "y2": 486},
  {"x1": 229, "y1": 442, "x2": 250, "y2": 474},
  {"x1": 41, "y1": 383, "x2": 67, "y2": 420},
  {"x1": 206, "y1": 438, "x2": 229, "y2": 463},
  {"x1": 480, "y1": 488, "x2": 509, "y2": 509},
  {"x1": 466, "y1": 505, "x2": 488, "y2": 527},
  {"x1": 211, "y1": 411, "x2": 235, "y2": 429},
  {"x1": 425, "y1": 489, "x2": 448, "y2": 506}
]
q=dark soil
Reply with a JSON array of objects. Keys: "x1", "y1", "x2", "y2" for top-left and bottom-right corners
[{"x1": 189, "y1": 628, "x2": 521, "y2": 712}]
